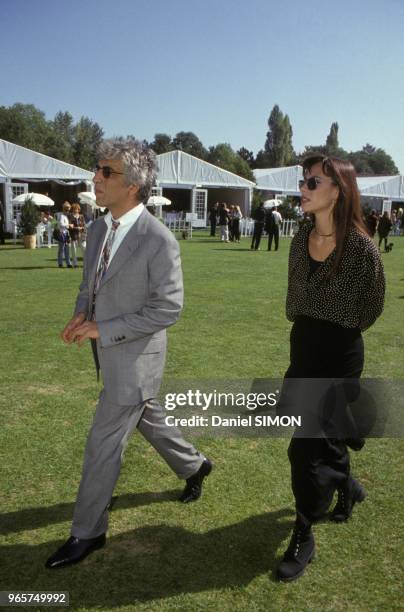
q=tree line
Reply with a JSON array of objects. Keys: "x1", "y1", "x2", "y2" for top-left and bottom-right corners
[{"x1": 0, "y1": 103, "x2": 398, "y2": 179}]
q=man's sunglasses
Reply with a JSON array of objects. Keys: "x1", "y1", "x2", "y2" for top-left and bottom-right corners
[
  {"x1": 94, "y1": 164, "x2": 124, "y2": 179},
  {"x1": 299, "y1": 176, "x2": 335, "y2": 190}
]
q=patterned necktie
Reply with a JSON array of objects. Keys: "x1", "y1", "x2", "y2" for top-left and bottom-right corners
[{"x1": 92, "y1": 219, "x2": 120, "y2": 317}]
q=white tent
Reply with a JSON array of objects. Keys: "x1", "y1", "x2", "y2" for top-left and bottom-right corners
[
  {"x1": 155, "y1": 150, "x2": 255, "y2": 226},
  {"x1": 254, "y1": 165, "x2": 302, "y2": 195},
  {"x1": 357, "y1": 175, "x2": 404, "y2": 201},
  {"x1": 0, "y1": 139, "x2": 94, "y2": 232},
  {"x1": 0, "y1": 139, "x2": 94, "y2": 180},
  {"x1": 255, "y1": 164, "x2": 404, "y2": 204},
  {"x1": 157, "y1": 150, "x2": 254, "y2": 188}
]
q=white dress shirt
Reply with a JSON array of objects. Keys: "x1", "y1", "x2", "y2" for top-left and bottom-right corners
[
  {"x1": 98, "y1": 203, "x2": 144, "y2": 270},
  {"x1": 272, "y1": 210, "x2": 282, "y2": 226}
]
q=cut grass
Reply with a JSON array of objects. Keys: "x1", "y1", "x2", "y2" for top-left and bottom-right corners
[{"x1": 0, "y1": 235, "x2": 403, "y2": 611}]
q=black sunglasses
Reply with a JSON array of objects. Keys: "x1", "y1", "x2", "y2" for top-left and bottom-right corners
[
  {"x1": 299, "y1": 176, "x2": 335, "y2": 191},
  {"x1": 94, "y1": 164, "x2": 124, "y2": 179}
]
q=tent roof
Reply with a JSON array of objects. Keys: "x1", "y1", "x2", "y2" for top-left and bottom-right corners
[
  {"x1": 255, "y1": 165, "x2": 404, "y2": 200},
  {"x1": 156, "y1": 150, "x2": 255, "y2": 188},
  {"x1": 0, "y1": 139, "x2": 94, "y2": 181},
  {"x1": 357, "y1": 175, "x2": 404, "y2": 199},
  {"x1": 254, "y1": 165, "x2": 302, "y2": 194}
]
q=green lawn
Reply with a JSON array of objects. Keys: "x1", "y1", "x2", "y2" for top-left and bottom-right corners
[{"x1": 0, "y1": 235, "x2": 403, "y2": 611}]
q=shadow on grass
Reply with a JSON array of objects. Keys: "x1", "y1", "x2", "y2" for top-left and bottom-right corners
[
  {"x1": 212, "y1": 248, "x2": 253, "y2": 252},
  {"x1": 0, "y1": 490, "x2": 180, "y2": 535},
  {"x1": 183, "y1": 239, "x2": 221, "y2": 244},
  {"x1": 0, "y1": 266, "x2": 61, "y2": 270},
  {"x1": 2, "y1": 510, "x2": 293, "y2": 606}
]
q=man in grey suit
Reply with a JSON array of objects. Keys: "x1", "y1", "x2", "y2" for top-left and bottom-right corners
[{"x1": 46, "y1": 138, "x2": 212, "y2": 569}]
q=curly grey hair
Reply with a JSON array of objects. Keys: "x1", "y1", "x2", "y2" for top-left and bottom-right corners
[{"x1": 97, "y1": 137, "x2": 158, "y2": 203}]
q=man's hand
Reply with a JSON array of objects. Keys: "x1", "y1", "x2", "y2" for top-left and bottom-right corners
[
  {"x1": 61, "y1": 313, "x2": 86, "y2": 344},
  {"x1": 71, "y1": 321, "x2": 100, "y2": 347}
]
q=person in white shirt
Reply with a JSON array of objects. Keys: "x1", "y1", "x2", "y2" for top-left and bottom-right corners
[{"x1": 56, "y1": 202, "x2": 72, "y2": 268}]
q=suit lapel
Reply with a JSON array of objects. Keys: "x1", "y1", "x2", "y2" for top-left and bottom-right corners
[
  {"x1": 98, "y1": 208, "x2": 149, "y2": 289},
  {"x1": 89, "y1": 219, "x2": 108, "y2": 299}
]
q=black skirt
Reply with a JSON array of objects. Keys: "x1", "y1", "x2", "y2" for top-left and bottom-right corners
[{"x1": 284, "y1": 316, "x2": 364, "y2": 523}]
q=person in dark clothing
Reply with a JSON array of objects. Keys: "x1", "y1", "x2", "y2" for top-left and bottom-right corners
[
  {"x1": 218, "y1": 203, "x2": 230, "y2": 242},
  {"x1": 0, "y1": 200, "x2": 5, "y2": 245},
  {"x1": 250, "y1": 202, "x2": 266, "y2": 250},
  {"x1": 276, "y1": 155, "x2": 385, "y2": 583},
  {"x1": 265, "y1": 205, "x2": 282, "y2": 251},
  {"x1": 209, "y1": 203, "x2": 218, "y2": 237},
  {"x1": 232, "y1": 205, "x2": 243, "y2": 243},
  {"x1": 377, "y1": 211, "x2": 392, "y2": 251},
  {"x1": 366, "y1": 209, "x2": 378, "y2": 237}
]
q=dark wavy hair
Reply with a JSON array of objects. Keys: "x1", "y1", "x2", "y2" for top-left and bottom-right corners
[{"x1": 302, "y1": 154, "x2": 368, "y2": 275}]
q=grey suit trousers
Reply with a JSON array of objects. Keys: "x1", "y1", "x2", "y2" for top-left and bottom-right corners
[{"x1": 71, "y1": 391, "x2": 203, "y2": 539}]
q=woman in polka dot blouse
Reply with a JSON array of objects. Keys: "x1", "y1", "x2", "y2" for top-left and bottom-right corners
[{"x1": 277, "y1": 155, "x2": 385, "y2": 582}]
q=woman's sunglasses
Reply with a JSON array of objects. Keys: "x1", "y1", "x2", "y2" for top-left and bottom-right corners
[
  {"x1": 94, "y1": 164, "x2": 124, "y2": 179},
  {"x1": 299, "y1": 176, "x2": 335, "y2": 190}
]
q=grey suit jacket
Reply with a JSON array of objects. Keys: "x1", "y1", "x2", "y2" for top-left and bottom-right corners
[{"x1": 74, "y1": 208, "x2": 183, "y2": 405}]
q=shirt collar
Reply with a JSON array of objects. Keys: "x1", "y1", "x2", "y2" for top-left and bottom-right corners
[{"x1": 104, "y1": 203, "x2": 144, "y2": 229}]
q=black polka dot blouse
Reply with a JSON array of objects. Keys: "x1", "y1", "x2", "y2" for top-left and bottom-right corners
[{"x1": 286, "y1": 222, "x2": 385, "y2": 331}]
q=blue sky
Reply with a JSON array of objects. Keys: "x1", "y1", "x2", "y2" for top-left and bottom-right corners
[{"x1": 2, "y1": 0, "x2": 404, "y2": 171}]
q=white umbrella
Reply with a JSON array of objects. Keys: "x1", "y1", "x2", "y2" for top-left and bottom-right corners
[
  {"x1": 263, "y1": 199, "x2": 279, "y2": 209},
  {"x1": 12, "y1": 193, "x2": 54, "y2": 207},
  {"x1": 78, "y1": 191, "x2": 97, "y2": 206},
  {"x1": 147, "y1": 195, "x2": 172, "y2": 206}
]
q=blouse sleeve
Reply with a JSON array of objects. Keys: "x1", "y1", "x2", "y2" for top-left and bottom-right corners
[{"x1": 358, "y1": 243, "x2": 385, "y2": 331}]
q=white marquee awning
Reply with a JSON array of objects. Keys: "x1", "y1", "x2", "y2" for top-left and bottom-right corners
[
  {"x1": 0, "y1": 139, "x2": 93, "y2": 181},
  {"x1": 156, "y1": 150, "x2": 255, "y2": 188}
]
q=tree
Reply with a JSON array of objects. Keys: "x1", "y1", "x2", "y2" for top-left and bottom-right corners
[
  {"x1": 297, "y1": 145, "x2": 326, "y2": 162},
  {"x1": 73, "y1": 116, "x2": 104, "y2": 169},
  {"x1": 0, "y1": 103, "x2": 52, "y2": 153},
  {"x1": 45, "y1": 111, "x2": 75, "y2": 163},
  {"x1": 253, "y1": 149, "x2": 270, "y2": 168},
  {"x1": 325, "y1": 122, "x2": 339, "y2": 154},
  {"x1": 263, "y1": 105, "x2": 296, "y2": 167},
  {"x1": 362, "y1": 143, "x2": 376, "y2": 156},
  {"x1": 207, "y1": 143, "x2": 254, "y2": 181},
  {"x1": 349, "y1": 146, "x2": 398, "y2": 175},
  {"x1": 237, "y1": 147, "x2": 255, "y2": 167},
  {"x1": 150, "y1": 133, "x2": 173, "y2": 154},
  {"x1": 172, "y1": 131, "x2": 207, "y2": 159},
  {"x1": 347, "y1": 152, "x2": 373, "y2": 175}
]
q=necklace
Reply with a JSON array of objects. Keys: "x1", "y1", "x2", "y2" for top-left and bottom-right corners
[{"x1": 314, "y1": 227, "x2": 335, "y2": 238}]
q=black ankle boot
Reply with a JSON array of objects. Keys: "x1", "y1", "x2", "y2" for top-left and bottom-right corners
[
  {"x1": 330, "y1": 476, "x2": 367, "y2": 522},
  {"x1": 277, "y1": 520, "x2": 315, "y2": 582}
]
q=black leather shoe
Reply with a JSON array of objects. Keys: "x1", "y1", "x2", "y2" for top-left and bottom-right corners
[
  {"x1": 330, "y1": 476, "x2": 367, "y2": 522},
  {"x1": 45, "y1": 534, "x2": 106, "y2": 569},
  {"x1": 277, "y1": 521, "x2": 315, "y2": 582},
  {"x1": 179, "y1": 458, "x2": 213, "y2": 503}
]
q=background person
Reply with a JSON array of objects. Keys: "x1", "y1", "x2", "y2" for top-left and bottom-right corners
[
  {"x1": 69, "y1": 203, "x2": 86, "y2": 267},
  {"x1": 397, "y1": 208, "x2": 403, "y2": 235},
  {"x1": 377, "y1": 211, "x2": 392, "y2": 251},
  {"x1": 56, "y1": 202, "x2": 72, "y2": 268},
  {"x1": 277, "y1": 155, "x2": 385, "y2": 582},
  {"x1": 366, "y1": 209, "x2": 378, "y2": 238},
  {"x1": 0, "y1": 199, "x2": 6, "y2": 245},
  {"x1": 250, "y1": 202, "x2": 265, "y2": 250},
  {"x1": 232, "y1": 205, "x2": 243, "y2": 243},
  {"x1": 218, "y1": 203, "x2": 230, "y2": 242},
  {"x1": 266, "y1": 205, "x2": 282, "y2": 251},
  {"x1": 209, "y1": 203, "x2": 218, "y2": 237}
]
